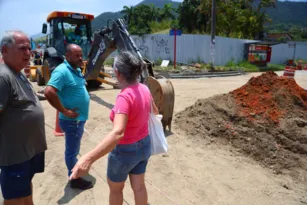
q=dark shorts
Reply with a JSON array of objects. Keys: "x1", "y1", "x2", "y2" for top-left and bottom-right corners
[
  {"x1": 107, "y1": 135, "x2": 151, "y2": 183},
  {"x1": 0, "y1": 152, "x2": 45, "y2": 200}
]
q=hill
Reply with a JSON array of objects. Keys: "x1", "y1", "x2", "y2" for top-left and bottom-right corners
[
  {"x1": 91, "y1": 0, "x2": 307, "y2": 33},
  {"x1": 136, "y1": 0, "x2": 181, "y2": 8},
  {"x1": 30, "y1": 33, "x2": 46, "y2": 40},
  {"x1": 265, "y1": 1, "x2": 307, "y2": 27},
  {"x1": 91, "y1": 11, "x2": 123, "y2": 32}
]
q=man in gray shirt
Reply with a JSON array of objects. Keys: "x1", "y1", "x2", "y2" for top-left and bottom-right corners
[{"x1": 0, "y1": 30, "x2": 47, "y2": 205}]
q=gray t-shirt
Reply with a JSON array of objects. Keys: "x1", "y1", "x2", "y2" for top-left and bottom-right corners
[{"x1": 0, "y1": 64, "x2": 47, "y2": 166}]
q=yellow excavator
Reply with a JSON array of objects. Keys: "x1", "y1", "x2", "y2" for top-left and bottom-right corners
[{"x1": 30, "y1": 11, "x2": 175, "y2": 131}]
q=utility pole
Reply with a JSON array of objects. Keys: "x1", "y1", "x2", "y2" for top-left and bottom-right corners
[{"x1": 210, "y1": 0, "x2": 216, "y2": 69}]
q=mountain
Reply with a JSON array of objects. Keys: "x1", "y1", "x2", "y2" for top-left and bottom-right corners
[
  {"x1": 265, "y1": 1, "x2": 307, "y2": 27},
  {"x1": 136, "y1": 0, "x2": 181, "y2": 8},
  {"x1": 30, "y1": 33, "x2": 46, "y2": 40},
  {"x1": 91, "y1": 11, "x2": 123, "y2": 32}
]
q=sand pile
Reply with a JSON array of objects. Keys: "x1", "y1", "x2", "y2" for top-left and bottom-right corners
[{"x1": 175, "y1": 71, "x2": 307, "y2": 178}]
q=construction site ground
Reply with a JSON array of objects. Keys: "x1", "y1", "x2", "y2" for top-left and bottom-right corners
[{"x1": 1, "y1": 70, "x2": 307, "y2": 205}]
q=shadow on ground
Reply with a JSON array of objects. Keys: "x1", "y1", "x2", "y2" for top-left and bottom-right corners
[
  {"x1": 57, "y1": 174, "x2": 96, "y2": 205},
  {"x1": 89, "y1": 93, "x2": 114, "y2": 110}
]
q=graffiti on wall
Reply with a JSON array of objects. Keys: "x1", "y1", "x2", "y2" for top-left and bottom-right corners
[
  {"x1": 132, "y1": 37, "x2": 149, "y2": 57},
  {"x1": 155, "y1": 37, "x2": 170, "y2": 55}
]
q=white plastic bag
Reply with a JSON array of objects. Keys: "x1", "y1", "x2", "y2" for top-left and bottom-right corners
[{"x1": 148, "y1": 105, "x2": 168, "y2": 155}]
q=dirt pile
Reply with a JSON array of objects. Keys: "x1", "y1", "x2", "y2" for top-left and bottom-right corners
[{"x1": 175, "y1": 71, "x2": 307, "y2": 179}]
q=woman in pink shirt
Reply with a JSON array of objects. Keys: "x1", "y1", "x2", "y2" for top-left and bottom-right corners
[{"x1": 70, "y1": 51, "x2": 158, "y2": 205}]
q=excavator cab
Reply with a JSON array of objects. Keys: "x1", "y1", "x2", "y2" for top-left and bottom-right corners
[
  {"x1": 44, "y1": 12, "x2": 92, "y2": 60},
  {"x1": 31, "y1": 11, "x2": 113, "y2": 88}
]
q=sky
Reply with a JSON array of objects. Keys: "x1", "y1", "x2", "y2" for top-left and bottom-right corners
[
  {"x1": 0, "y1": 0, "x2": 183, "y2": 37},
  {"x1": 0, "y1": 0, "x2": 305, "y2": 37}
]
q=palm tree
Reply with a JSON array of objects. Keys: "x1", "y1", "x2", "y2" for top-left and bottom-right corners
[
  {"x1": 121, "y1": 6, "x2": 134, "y2": 24},
  {"x1": 161, "y1": 3, "x2": 175, "y2": 20}
]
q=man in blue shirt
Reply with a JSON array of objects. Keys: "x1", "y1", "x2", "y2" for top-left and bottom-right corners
[{"x1": 45, "y1": 44, "x2": 93, "y2": 190}]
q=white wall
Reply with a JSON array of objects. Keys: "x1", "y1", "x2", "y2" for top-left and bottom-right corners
[
  {"x1": 270, "y1": 42, "x2": 307, "y2": 64},
  {"x1": 112, "y1": 34, "x2": 307, "y2": 66}
]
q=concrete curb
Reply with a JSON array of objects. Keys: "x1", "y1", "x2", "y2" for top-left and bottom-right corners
[{"x1": 168, "y1": 71, "x2": 243, "y2": 79}]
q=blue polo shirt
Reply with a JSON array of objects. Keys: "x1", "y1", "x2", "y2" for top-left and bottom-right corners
[{"x1": 47, "y1": 60, "x2": 90, "y2": 121}]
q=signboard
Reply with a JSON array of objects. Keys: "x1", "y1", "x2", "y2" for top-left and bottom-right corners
[
  {"x1": 169, "y1": 29, "x2": 182, "y2": 36},
  {"x1": 161, "y1": 60, "x2": 170, "y2": 67}
]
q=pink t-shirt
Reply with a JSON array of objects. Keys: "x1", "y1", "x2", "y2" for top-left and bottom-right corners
[{"x1": 110, "y1": 83, "x2": 152, "y2": 144}]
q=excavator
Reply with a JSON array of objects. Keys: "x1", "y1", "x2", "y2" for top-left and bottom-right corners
[{"x1": 31, "y1": 11, "x2": 175, "y2": 131}]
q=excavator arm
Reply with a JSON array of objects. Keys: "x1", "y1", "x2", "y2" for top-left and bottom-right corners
[
  {"x1": 84, "y1": 18, "x2": 175, "y2": 132},
  {"x1": 84, "y1": 19, "x2": 154, "y2": 83}
]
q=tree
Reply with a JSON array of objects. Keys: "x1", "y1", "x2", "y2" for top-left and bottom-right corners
[
  {"x1": 121, "y1": 6, "x2": 134, "y2": 24},
  {"x1": 177, "y1": 0, "x2": 203, "y2": 33},
  {"x1": 160, "y1": 3, "x2": 176, "y2": 20},
  {"x1": 177, "y1": 0, "x2": 277, "y2": 39},
  {"x1": 127, "y1": 4, "x2": 154, "y2": 35}
]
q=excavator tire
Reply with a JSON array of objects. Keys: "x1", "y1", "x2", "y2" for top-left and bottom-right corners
[
  {"x1": 86, "y1": 66, "x2": 105, "y2": 89},
  {"x1": 86, "y1": 80, "x2": 102, "y2": 89},
  {"x1": 147, "y1": 76, "x2": 175, "y2": 132},
  {"x1": 42, "y1": 58, "x2": 62, "y2": 84},
  {"x1": 36, "y1": 67, "x2": 45, "y2": 86}
]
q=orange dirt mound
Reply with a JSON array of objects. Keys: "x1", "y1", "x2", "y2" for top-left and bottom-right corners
[
  {"x1": 231, "y1": 71, "x2": 307, "y2": 124},
  {"x1": 175, "y1": 72, "x2": 307, "y2": 179}
]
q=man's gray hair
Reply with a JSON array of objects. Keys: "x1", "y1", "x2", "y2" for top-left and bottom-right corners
[{"x1": 0, "y1": 30, "x2": 28, "y2": 51}]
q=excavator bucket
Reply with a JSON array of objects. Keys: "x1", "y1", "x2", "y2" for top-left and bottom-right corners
[{"x1": 147, "y1": 76, "x2": 175, "y2": 132}]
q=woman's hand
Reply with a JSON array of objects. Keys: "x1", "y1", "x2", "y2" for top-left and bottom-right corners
[
  {"x1": 70, "y1": 154, "x2": 93, "y2": 180},
  {"x1": 69, "y1": 113, "x2": 128, "y2": 180}
]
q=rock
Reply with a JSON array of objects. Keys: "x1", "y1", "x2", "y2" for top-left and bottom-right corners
[{"x1": 194, "y1": 63, "x2": 201, "y2": 68}]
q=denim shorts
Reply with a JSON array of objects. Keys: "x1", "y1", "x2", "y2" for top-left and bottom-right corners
[
  {"x1": 0, "y1": 152, "x2": 45, "y2": 200},
  {"x1": 107, "y1": 135, "x2": 151, "y2": 182}
]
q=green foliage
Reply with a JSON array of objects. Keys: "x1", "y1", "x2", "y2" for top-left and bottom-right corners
[
  {"x1": 224, "y1": 60, "x2": 285, "y2": 72},
  {"x1": 266, "y1": 63, "x2": 284, "y2": 71},
  {"x1": 154, "y1": 57, "x2": 163, "y2": 66},
  {"x1": 225, "y1": 58, "x2": 236, "y2": 67},
  {"x1": 34, "y1": 36, "x2": 47, "y2": 44},
  {"x1": 104, "y1": 58, "x2": 114, "y2": 66},
  {"x1": 121, "y1": 2, "x2": 179, "y2": 35},
  {"x1": 263, "y1": 1, "x2": 307, "y2": 27},
  {"x1": 91, "y1": 12, "x2": 124, "y2": 32},
  {"x1": 89, "y1": 0, "x2": 307, "y2": 40},
  {"x1": 149, "y1": 20, "x2": 172, "y2": 33},
  {"x1": 267, "y1": 24, "x2": 307, "y2": 41},
  {"x1": 136, "y1": 0, "x2": 181, "y2": 9},
  {"x1": 236, "y1": 61, "x2": 260, "y2": 71},
  {"x1": 177, "y1": 0, "x2": 276, "y2": 39}
]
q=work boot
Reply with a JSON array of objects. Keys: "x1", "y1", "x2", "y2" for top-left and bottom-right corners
[{"x1": 70, "y1": 178, "x2": 93, "y2": 190}]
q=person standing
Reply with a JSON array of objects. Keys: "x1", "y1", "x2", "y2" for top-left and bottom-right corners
[
  {"x1": 69, "y1": 51, "x2": 159, "y2": 205},
  {"x1": 44, "y1": 44, "x2": 93, "y2": 190},
  {"x1": 0, "y1": 30, "x2": 47, "y2": 205}
]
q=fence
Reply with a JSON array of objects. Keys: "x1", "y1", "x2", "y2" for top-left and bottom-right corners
[{"x1": 123, "y1": 34, "x2": 307, "y2": 66}]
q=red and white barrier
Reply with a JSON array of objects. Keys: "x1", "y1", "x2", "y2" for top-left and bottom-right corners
[{"x1": 283, "y1": 67, "x2": 295, "y2": 78}]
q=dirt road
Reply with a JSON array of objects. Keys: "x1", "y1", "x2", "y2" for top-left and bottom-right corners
[{"x1": 1, "y1": 71, "x2": 306, "y2": 205}]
